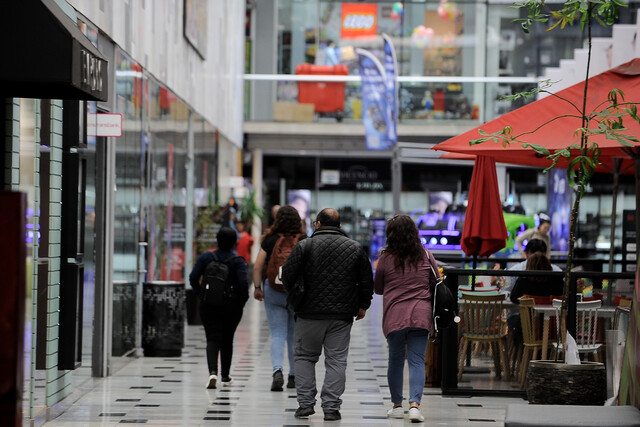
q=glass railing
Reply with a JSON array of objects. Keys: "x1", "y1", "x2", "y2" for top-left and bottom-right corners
[{"x1": 244, "y1": 74, "x2": 539, "y2": 125}]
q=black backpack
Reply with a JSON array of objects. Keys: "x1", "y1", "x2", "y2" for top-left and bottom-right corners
[
  {"x1": 427, "y1": 256, "x2": 460, "y2": 333},
  {"x1": 200, "y1": 252, "x2": 239, "y2": 306}
]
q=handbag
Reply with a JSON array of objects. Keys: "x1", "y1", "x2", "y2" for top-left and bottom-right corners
[
  {"x1": 285, "y1": 237, "x2": 313, "y2": 311},
  {"x1": 426, "y1": 252, "x2": 460, "y2": 333}
]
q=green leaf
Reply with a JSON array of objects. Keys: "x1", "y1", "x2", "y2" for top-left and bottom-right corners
[{"x1": 469, "y1": 137, "x2": 492, "y2": 145}]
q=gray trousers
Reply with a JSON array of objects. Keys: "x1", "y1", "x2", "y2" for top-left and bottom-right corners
[{"x1": 294, "y1": 317, "x2": 352, "y2": 412}]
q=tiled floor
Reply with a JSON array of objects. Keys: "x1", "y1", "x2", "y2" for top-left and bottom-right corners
[{"x1": 43, "y1": 295, "x2": 526, "y2": 426}]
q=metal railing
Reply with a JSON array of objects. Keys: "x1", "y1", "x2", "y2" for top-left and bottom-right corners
[{"x1": 244, "y1": 74, "x2": 539, "y2": 125}]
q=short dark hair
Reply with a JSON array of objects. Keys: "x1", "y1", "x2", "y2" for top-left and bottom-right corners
[
  {"x1": 524, "y1": 238, "x2": 547, "y2": 254},
  {"x1": 316, "y1": 208, "x2": 340, "y2": 227},
  {"x1": 216, "y1": 226, "x2": 237, "y2": 251}
]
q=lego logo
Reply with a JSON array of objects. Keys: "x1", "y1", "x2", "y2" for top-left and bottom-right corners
[{"x1": 343, "y1": 14, "x2": 375, "y2": 30}]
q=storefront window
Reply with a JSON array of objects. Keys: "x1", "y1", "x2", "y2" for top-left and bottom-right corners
[
  {"x1": 114, "y1": 49, "x2": 144, "y2": 282},
  {"x1": 147, "y1": 78, "x2": 189, "y2": 282},
  {"x1": 193, "y1": 116, "x2": 218, "y2": 257}
]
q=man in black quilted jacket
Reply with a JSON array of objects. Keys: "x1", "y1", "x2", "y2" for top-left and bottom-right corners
[{"x1": 281, "y1": 208, "x2": 374, "y2": 421}]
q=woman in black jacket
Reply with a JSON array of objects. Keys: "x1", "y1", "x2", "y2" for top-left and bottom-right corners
[{"x1": 189, "y1": 226, "x2": 248, "y2": 389}]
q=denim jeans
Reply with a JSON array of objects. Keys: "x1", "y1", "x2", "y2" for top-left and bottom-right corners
[
  {"x1": 263, "y1": 282, "x2": 295, "y2": 375},
  {"x1": 387, "y1": 327, "x2": 429, "y2": 405}
]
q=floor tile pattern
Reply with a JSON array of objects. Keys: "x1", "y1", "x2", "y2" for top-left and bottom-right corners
[{"x1": 42, "y1": 296, "x2": 525, "y2": 426}]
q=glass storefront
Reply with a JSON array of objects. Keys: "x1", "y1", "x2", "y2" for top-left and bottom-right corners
[{"x1": 258, "y1": 1, "x2": 640, "y2": 124}]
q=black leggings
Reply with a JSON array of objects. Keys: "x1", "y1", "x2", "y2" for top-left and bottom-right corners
[{"x1": 199, "y1": 300, "x2": 244, "y2": 377}]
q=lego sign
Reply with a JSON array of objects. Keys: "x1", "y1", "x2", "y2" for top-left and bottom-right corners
[{"x1": 341, "y1": 3, "x2": 377, "y2": 39}]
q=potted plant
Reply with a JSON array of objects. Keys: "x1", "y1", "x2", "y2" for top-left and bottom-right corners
[{"x1": 471, "y1": 0, "x2": 639, "y2": 404}]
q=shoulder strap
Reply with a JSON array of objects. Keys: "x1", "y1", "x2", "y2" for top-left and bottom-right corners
[
  {"x1": 302, "y1": 237, "x2": 313, "y2": 262},
  {"x1": 424, "y1": 248, "x2": 439, "y2": 279},
  {"x1": 211, "y1": 251, "x2": 220, "y2": 262}
]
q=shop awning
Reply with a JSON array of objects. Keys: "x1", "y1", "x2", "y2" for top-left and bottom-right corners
[{"x1": 0, "y1": 0, "x2": 108, "y2": 101}]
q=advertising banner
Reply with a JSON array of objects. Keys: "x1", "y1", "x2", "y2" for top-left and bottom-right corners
[
  {"x1": 547, "y1": 168, "x2": 570, "y2": 252},
  {"x1": 341, "y1": 3, "x2": 378, "y2": 39},
  {"x1": 382, "y1": 34, "x2": 398, "y2": 144},
  {"x1": 357, "y1": 49, "x2": 393, "y2": 150}
]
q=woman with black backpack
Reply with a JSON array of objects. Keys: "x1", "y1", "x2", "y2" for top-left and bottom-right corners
[
  {"x1": 189, "y1": 226, "x2": 248, "y2": 389},
  {"x1": 374, "y1": 215, "x2": 439, "y2": 423}
]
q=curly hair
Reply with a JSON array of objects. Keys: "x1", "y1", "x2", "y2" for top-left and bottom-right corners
[
  {"x1": 381, "y1": 214, "x2": 426, "y2": 273},
  {"x1": 260, "y1": 205, "x2": 303, "y2": 242}
]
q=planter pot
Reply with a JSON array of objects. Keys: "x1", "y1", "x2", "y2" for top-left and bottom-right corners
[{"x1": 526, "y1": 360, "x2": 606, "y2": 405}]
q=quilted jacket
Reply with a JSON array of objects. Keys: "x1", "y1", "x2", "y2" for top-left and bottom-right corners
[{"x1": 281, "y1": 226, "x2": 374, "y2": 321}]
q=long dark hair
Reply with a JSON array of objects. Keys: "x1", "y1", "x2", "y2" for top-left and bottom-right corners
[
  {"x1": 525, "y1": 253, "x2": 552, "y2": 283},
  {"x1": 260, "y1": 205, "x2": 302, "y2": 242},
  {"x1": 381, "y1": 214, "x2": 426, "y2": 273}
]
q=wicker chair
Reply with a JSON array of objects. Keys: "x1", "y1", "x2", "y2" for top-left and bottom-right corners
[
  {"x1": 517, "y1": 297, "x2": 543, "y2": 387},
  {"x1": 458, "y1": 292, "x2": 509, "y2": 381}
]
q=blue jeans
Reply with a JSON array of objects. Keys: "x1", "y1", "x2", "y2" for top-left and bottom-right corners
[
  {"x1": 263, "y1": 282, "x2": 295, "y2": 375},
  {"x1": 387, "y1": 327, "x2": 429, "y2": 405}
]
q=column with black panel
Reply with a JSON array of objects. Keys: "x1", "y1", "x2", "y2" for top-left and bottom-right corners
[{"x1": 58, "y1": 100, "x2": 87, "y2": 370}]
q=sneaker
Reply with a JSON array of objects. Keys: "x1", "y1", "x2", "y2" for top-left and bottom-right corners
[
  {"x1": 387, "y1": 406, "x2": 404, "y2": 418},
  {"x1": 271, "y1": 369, "x2": 284, "y2": 391},
  {"x1": 206, "y1": 374, "x2": 217, "y2": 389},
  {"x1": 286, "y1": 375, "x2": 295, "y2": 389},
  {"x1": 324, "y1": 411, "x2": 341, "y2": 421},
  {"x1": 221, "y1": 377, "x2": 233, "y2": 386},
  {"x1": 294, "y1": 406, "x2": 315, "y2": 418},
  {"x1": 409, "y1": 407, "x2": 424, "y2": 423}
]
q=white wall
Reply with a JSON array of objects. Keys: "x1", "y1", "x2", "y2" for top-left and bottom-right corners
[{"x1": 67, "y1": 0, "x2": 245, "y2": 148}]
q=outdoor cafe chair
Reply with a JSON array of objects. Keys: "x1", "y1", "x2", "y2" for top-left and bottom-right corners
[
  {"x1": 517, "y1": 297, "x2": 543, "y2": 387},
  {"x1": 551, "y1": 298, "x2": 603, "y2": 361},
  {"x1": 457, "y1": 292, "x2": 510, "y2": 381}
]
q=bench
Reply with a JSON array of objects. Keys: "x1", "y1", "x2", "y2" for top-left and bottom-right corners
[{"x1": 504, "y1": 404, "x2": 640, "y2": 426}]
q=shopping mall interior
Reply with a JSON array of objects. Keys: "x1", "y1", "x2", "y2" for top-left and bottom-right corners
[{"x1": 1, "y1": 0, "x2": 639, "y2": 425}]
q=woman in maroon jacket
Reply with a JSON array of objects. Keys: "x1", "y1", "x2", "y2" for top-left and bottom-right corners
[{"x1": 374, "y1": 215, "x2": 438, "y2": 423}]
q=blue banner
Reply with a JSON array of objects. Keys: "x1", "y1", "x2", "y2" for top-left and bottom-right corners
[
  {"x1": 357, "y1": 49, "x2": 393, "y2": 150},
  {"x1": 382, "y1": 34, "x2": 398, "y2": 144},
  {"x1": 548, "y1": 168, "x2": 570, "y2": 252}
]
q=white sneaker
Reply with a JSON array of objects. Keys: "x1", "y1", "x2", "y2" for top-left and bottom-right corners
[
  {"x1": 409, "y1": 407, "x2": 424, "y2": 423},
  {"x1": 221, "y1": 377, "x2": 233, "y2": 386},
  {"x1": 387, "y1": 406, "x2": 404, "y2": 418},
  {"x1": 206, "y1": 374, "x2": 217, "y2": 389}
]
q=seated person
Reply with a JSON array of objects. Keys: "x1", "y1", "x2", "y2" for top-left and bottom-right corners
[
  {"x1": 507, "y1": 253, "x2": 564, "y2": 345},
  {"x1": 510, "y1": 253, "x2": 564, "y2": 304},
  {"x1": 494, "y1": 239, "x2": 561, "y2": 298}
]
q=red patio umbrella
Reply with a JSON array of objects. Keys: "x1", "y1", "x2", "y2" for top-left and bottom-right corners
[
  {"x1": 432, "y1": 58, "x2": 640, "y2": 167},
  {"x1": 462, "y1": 155, "x2": 508, "y2": 286}
]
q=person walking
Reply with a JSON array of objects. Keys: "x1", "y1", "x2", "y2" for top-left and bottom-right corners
[
  {"x1": 281, "y1": 208, "x2": 374, "y2": 421},
  {"x1": 188, "y1": 226, "x2": 248, "y2": 389},
  {"x1": 373, "y1": 214, "x2": 438, "y2": 423},
  {"x1": 253, "y1": 205, "x2": 305, "y2": 391},
  {"x1": 516, "y1": 212, "x2": 552, "y2": 258}
]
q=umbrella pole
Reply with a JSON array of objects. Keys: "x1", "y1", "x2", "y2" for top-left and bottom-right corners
[{"x1": 471, "y1": 254, "x2": 477, "y2": 291}]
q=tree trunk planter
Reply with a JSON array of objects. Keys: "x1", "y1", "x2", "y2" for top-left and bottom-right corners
[{"x1": 526, "y1": 360, "x2": 606, "y2": 405}]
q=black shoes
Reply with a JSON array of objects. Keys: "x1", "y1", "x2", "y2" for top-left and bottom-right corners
[
  {"x1": 271, "y1": 369, "x2": 284, "y2": 391},
  {"x1": 294, "y1": 406, "x2": 315, "y2": 418},
  {"x1": 286, "y1": 375, "x2": 295, "y2": 389},
  {"x1": 324, "y1": 411, "x2": 341, "y2": 421}
]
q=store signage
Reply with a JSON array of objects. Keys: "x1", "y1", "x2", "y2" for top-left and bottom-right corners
[
  {"x1": 321, "y1": 169, "x2": 340, "y2": 185},
  {"x1": 80, "y1": 49, "x2": 104, "y2": 94},
  {"x1": 341, "y1": 3, "x2": 377, "y2": 39},
  {"x1": 87, "y1": 113, "x2": 122, "y2": 137}
]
